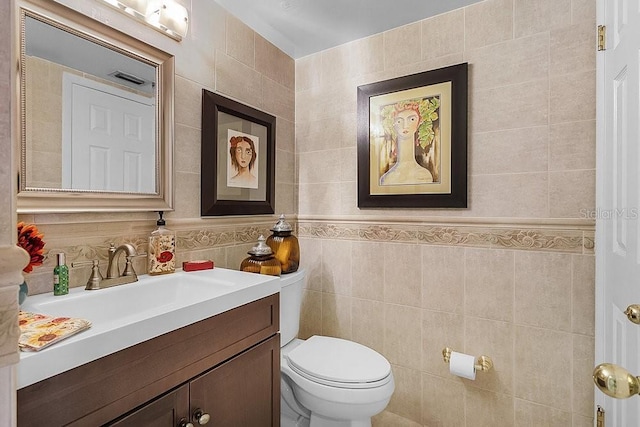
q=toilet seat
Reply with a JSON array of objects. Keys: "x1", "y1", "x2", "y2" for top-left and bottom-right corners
[{"x1": 285, "y1": 336, "x2": 392, "y2": 389}]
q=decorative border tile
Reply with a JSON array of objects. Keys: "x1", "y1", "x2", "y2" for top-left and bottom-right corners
[
  {"x1": 22, "y1": 217, "x2": 596, "y2": 297},
  {"x1": 23, "y1": 220, "x2": 279, "y2": 295},
  {"x1": 359, "y1": 225, "x2": 417, "y2": 242},
  {"x1": 235, "y1": 225, "x2": 273, "y2": 244},
  {"x1": 298, "y1": 223, "x2": 362, "y2": 240},
  {"x1": 299, "y1": 221, "x2": 594, "y2": 254},
  {"x1": 416, "y1": 226, "x2": 492, "y2": 247},
  {"x1": 583, "y1": 231, "x2": 595, "y2": 254},
  {"x1": 178, "y1": 228, "x2": 236, "y2": 250},
  {"x1": 490, "y1": 229, "x2": 585, "y2": 253},
  {"x1": 44, "y1": 236, "x2": 149, "y2": 265}
]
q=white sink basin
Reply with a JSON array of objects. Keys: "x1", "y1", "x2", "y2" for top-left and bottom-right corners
[
  {"x1": 25, "y1": 270, "x2": 239, "y2": 324},
  {"x1": 18, "y1": 268, "x2": 279, "y2": 389}
]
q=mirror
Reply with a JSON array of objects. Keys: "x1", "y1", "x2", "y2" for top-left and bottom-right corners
[{"x1": 17, "y1": 0, "x2": 174, "y2": 212}]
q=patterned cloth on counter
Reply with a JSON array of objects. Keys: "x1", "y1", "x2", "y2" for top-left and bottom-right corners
[{"x1": 18, "y1": 311, "x2": 91, "y2": 351}]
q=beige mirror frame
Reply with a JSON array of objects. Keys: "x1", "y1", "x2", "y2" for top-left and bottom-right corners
[{"x1": 15, "y1": 0, "x2": 174, "y2": 213}]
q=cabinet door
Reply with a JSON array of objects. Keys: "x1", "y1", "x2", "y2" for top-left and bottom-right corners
[
  {"x1": 108, "y1": 384, "x2": 189, "y2": 427},
  {"x1": 189, "y1": 335, "x2": 280, "y2": 426}
]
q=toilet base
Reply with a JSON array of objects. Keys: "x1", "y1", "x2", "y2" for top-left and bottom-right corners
[
  {"x1": 281, "y1": 412, "x2": 371, "y2": 427},
  {"x1": 309, "y1": 413, "x2": 371, "y2": 427},
  {"x1": 282, "y1": 390, "x2": 310, "y2": 427},
  {"x1": 282, "y1": 387, "x2": 373, "y2": 427},
  {"x1": 281, "y1": 412, "x2": 310, "y2": 427}
]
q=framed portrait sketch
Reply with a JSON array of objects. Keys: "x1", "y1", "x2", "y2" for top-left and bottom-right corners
[
  {"x1": 201, "y1": 90, "x2": 276, "y2": 216},
  {"x1": 357, "y1": 63, "x2": 468, "y2": 208}
]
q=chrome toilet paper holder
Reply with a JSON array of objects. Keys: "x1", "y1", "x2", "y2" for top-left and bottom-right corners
[{"x1": 442, "y1": 347, "x2": 493, "y2": 373}]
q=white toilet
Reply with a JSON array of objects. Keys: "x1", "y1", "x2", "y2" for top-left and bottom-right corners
[{"x1": 279, "y1": 269, "x2": 395, "y2": 427}]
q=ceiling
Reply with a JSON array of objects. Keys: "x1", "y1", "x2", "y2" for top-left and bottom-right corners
[{"x1": 213, "y1": 0, "x2": 484, "y2": 59}]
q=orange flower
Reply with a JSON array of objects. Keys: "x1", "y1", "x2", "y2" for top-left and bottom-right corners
[{"x1": 17, "y1": 222, "x2": 46, "y2": 273}]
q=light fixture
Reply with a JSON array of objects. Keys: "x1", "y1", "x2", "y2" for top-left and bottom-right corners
[
  {"x1": 145, "y1": 0, "x2": 189, "y2": 41},
  {"x1": 105, "y1": 0, "x2": 148, "y2": 19},
  {"x1": 99, "y1": 0, "x2": 189, "y2": 41}
]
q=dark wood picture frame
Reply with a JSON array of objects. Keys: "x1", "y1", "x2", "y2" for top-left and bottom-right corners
[
  {"x1": 357, "y1": 63, "x2": 468, "y2": 208},
  {"x1": 201, "y1": 90, "x2": 276, "y2": 216}
]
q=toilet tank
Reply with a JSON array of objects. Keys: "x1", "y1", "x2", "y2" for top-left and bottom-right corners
[{"x1": 279, "y1": 269, "x2": 305, "y2": 346}]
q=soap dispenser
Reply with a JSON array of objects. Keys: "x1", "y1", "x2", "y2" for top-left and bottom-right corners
[
  {"x1": 148, "y1": 211, "x2": 176, "y2": 275},
  {"x1": 266, "y1": 214, "x2": 300, "y2": 274}
]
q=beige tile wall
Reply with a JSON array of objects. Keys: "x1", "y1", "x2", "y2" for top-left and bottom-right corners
[
  {"x1": 16, "y1": 0, "x2": 296, "y2": 293},
  {"x1": 297, "y1": 223, "x2": 594, "y2": 426},
  {"x1": 297, "y1": 2, "x2": 595, "y2": 219},
  {"x1": 295, "y1": 0, "x2": 596, "y2": 425},
  {"x1": 25, "y1": 56, "x2": 63, "y2": 189},
  {"x1": 12, "y1": 0, "x2": 597, "y2": 425}
]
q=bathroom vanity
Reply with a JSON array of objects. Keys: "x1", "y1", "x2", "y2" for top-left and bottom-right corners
[{"x1": 16, "y1": 269, "x2": 280, "y2": 426}]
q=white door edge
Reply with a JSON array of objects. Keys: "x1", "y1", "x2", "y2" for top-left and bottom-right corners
[{"x1": 594, "y1": 0, "x2": 607, "y2": 415}]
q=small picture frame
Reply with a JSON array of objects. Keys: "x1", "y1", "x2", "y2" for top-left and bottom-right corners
[
  {"x1": 357, "y1": 63, "x2": 468, "y2": 208},
  {"x1": 201, "y1": 90, "x2": 276, "y2": 216}
]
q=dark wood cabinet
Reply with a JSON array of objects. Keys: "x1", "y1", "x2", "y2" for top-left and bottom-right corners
[
  {"x1": 190, "y1": 335, "x2": 280, "y2": 426},
  {"x1": 18, "y1": 294, "x2": 280, "y2": 427},
  {"x1": 109, "y1": 385, "x2": 189, "y2": 427},
  {"x1": 109, "y1": 335, "x2": 280, "y2": 427}
]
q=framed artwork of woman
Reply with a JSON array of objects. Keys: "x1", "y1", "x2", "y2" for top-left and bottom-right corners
[
  {"x1": 227, "y1": 130, "x2": 259, "y2": 189},
  {"x1": 201, "y1": 90, "x2": 276, "y2": 216},
  {"x1": 378, "y1": 97, "x2": 440, "y2": 186},
  {"x1": 357, "y1": 63, "x2": 468, "y2": 208}
]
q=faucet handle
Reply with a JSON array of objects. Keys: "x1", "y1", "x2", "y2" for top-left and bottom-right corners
[
  {"x1": 119, "y1": 253, "x2": 147, "y2": 278},
  {"x1": 87, "y1": 260, "x2": 104, "y2": 289},
  {"x1": 71, "y1": 259, "x2": 103, "y2": 290},
  {"x1": 122, "y1": 256, "x2": 137, "y2": 277}
]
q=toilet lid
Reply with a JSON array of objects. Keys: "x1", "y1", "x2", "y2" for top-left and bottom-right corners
[{"x1": 285, "y1": 336, "x2": 391, "y2": 388}]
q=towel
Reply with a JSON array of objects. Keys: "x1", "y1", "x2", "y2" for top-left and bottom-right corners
[{"x1": 19, "y1": 311, "x2": 91, "y2": 351}]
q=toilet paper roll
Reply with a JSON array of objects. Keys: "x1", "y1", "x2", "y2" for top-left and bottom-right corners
[{"x1": 449, "y1": 351, "x2": 476, "y2": 380}]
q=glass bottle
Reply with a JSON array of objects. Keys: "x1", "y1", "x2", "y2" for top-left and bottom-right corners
[
  {"x1": 53, "y1": 252, "x2": 69, "y2": 296},
  {"x1": 148, "y1": 211, "x2": 176, "y2": 275},
  {"x1": 266, "y1": 214, "x2": 300, "y2": 274},
  {"x1": 240, "y1": 235, "x2": 281, "y2": 276}
]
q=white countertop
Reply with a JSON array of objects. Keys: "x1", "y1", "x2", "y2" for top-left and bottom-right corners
[{"x1": 18, "y1": 268, "x2": 279, "y2": 389}]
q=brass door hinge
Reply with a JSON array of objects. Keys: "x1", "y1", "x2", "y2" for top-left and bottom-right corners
[
  {"x1": 597, "y1": 405, "x2": 605, "y2": 427},
  {"x1": 598, "y1": 25, "x2": 606, "y2": 51}
]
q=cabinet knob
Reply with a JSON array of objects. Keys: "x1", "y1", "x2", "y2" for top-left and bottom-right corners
[
  {"x1": 177, "y1": 418, "x2": 194, "y2": 427},
  {"x1": 192, "y1": 409, "x2": 211, "y2": 425}
]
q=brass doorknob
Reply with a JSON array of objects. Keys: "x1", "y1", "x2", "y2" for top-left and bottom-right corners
[
  {"x1": 624, "y1": 304, "x2": 640, "y2": 324},
  {"x1": 593, "y1": 363, "x2": 640, "y2": 399}
]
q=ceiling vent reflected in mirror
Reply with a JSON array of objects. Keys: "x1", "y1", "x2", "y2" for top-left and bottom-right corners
[{"x1": 110, "y1": 70, "x2": 149, "y2": 86}]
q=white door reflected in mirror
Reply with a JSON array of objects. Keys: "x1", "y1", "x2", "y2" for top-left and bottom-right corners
[{"x1": 63, "y1": 74, "x2": 156, "y2": 193}]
